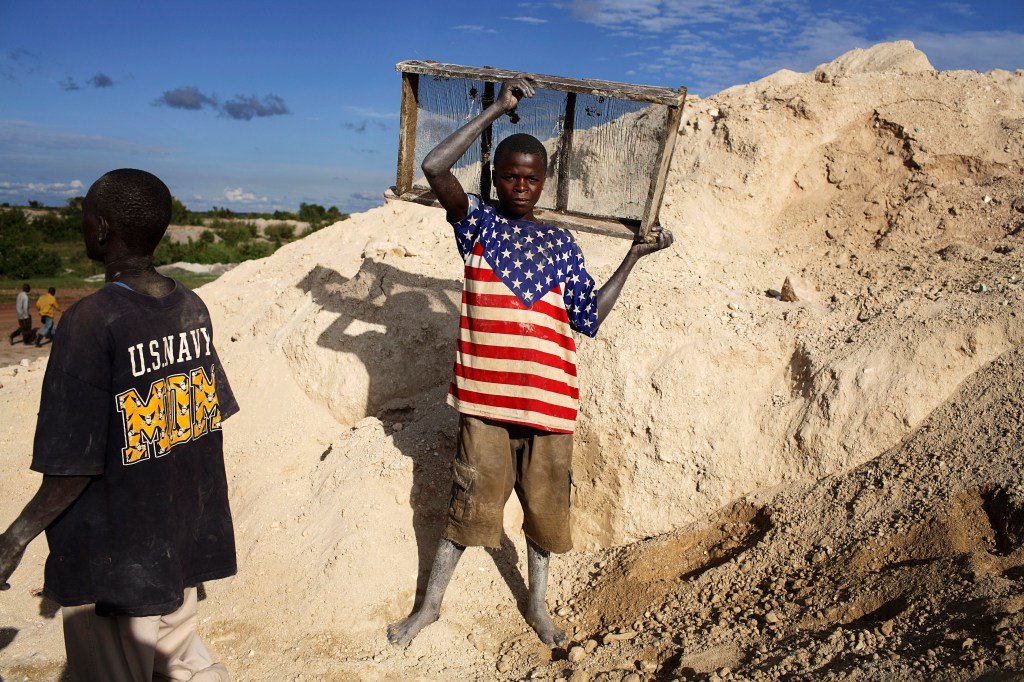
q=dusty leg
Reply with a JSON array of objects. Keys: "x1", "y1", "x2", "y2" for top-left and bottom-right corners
[
  {"x1": 387, "y1": 538, "x2": 464, "y2": 647},
  {"x1": 524, "y1": 538, "x2": 567, "y2": 647}
]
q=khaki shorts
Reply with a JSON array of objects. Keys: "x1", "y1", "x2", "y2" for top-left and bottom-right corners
[
  {"x1": 62, "y1": 587, "x2": 229, "y2": 682},
  {"x1": 444, "y1": 414, "x2": 574, "y2": 554}
]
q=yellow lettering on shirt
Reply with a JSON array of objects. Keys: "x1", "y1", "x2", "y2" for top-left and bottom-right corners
[{"x1": 115, "y1": 365, "x2": 224, "y2": 466}]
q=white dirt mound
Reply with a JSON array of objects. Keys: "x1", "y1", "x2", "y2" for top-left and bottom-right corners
[{"x1": 2, "y1": 41, "x2": 1022, "y2": 680}]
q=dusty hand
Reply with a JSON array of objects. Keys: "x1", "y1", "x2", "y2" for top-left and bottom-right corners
[
  {"x1": 0, "y1": 531, "x2": 27, "y2": 591},
  {"x1": 497, "y1": 75, "x2": 535, "y2": 112},
  {"x1": 631, "y1": 227, "x2": 674, "y2": 258}
]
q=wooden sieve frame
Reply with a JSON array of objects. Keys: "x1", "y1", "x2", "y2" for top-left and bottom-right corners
[{"x1": 389, "y1": 60, "x2": 687, "y2": 241}]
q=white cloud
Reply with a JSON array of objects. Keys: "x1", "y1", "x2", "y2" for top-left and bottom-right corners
[
  {"x1": 222, "y1": 187, "x2": 268, "y2": 203},
  {"x1": 910, "y1": 30, "x2": 1024, "y2": 71},
  {"x1": 938, "y1": 2, "x2": 975, "y2": 19},
  {"x1": 343, "y1": 106, "x2": 400, "y2": 120},
  {"x1": 0, "y1": 179, "x2": 86, "y2": 202},
  {"x1": 510, "y1": 16, "x2": 549, "y2": 24},
  {"x1": 452, "y1": 24, "x2": 498, "y2": 33},
  {"x1": 565, "y1": 0, "x2": 1024, "y2": 95}
]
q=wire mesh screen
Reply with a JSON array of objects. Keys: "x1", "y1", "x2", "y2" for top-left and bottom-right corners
[
  {"x1": 565, "y1": 96, "x2": 668, "y2": 220},
  {"x1": 396, "y1": 61, "x2": 687, "y2": 234},
  {"x1": 411, "y1": 76, "x2": 485, "y2": 197},
  {"x1": 409, "y1": 77, "x2": 665, "y2": 221},
  {"x1": 411, "y1": 77, "x2": 567, "y2": 210}
]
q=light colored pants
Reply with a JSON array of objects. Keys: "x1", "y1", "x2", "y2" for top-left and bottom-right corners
[
  {"x1": 62, "y1": 587, "x2": 229, "y2": 682},
  {"x1": 38, "y1": 315, "x2": 54, "y2": 340}
]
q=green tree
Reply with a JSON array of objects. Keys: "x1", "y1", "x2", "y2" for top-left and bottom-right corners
[
  {"x1": 298, "y1": 202, "x2": 327, "y2": 225},
  {"x1": 0, "y1": 208, "x2": 62, "y2": 277},
  {"x1": 213, "y1": 220, "x2": 258, "y2": 247},
  {"x1": 171, "y1": 197, "x2": 191, "y2": 225},
  {"x1": 264, "y1": 223, "x2": 295, "y2": 243}
]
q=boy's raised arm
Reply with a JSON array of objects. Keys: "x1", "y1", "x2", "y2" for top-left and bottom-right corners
[
  {"x1": 421, "y1": 76, "x2": 536, "y2": 223},
  {"x1": 594, "y1": 227, "x2": 674, "y2": 331}
]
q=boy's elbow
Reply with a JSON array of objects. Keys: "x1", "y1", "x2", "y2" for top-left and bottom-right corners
[{"x1": 421, "y1": 154, "x2": 443, "y2": 179}]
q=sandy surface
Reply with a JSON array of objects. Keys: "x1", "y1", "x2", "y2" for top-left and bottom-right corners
[{"x1": 1, "y1": 41, "x2": 1023, "y2": 681}]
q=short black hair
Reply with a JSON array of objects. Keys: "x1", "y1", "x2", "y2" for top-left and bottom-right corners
[
  {"x1": 493, "y1": 133, "x2": 548, "y2": 170},
  {"x1": 87, "y1": 169, "x2": 172, "y2": 254},
  {"x1": 48, "y1": 287, "x2": 56, "y2": 294}
]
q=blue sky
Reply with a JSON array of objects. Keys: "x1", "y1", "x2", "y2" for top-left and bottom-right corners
[{"x1": 1, "y1": 1, "x2": 1022, "y2": 214}]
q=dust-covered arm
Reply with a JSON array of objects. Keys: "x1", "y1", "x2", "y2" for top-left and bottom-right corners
[
  {"x1": 594, "y1": 228, "x2": 674, "y2": 330},
  {"x1": 0, "y1": 474, "x2": 91, "y2": 590},
  {"x1": 421, "y1": 76, "x2": 536, "y2": 223}
]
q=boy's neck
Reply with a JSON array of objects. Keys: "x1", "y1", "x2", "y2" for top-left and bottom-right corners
[{"x1": 105, "y1": 257, "x2": 175, "y2": 297}]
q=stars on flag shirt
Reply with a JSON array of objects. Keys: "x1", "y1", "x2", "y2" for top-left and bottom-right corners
[{"x1": 447, "y1": 196, "x2": 599, "y2": 433}]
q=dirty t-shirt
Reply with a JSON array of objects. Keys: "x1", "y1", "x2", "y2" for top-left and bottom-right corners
[
  {"x1": 447, "y1": 196, "x2": 599, "y2": 433},
  {"x1": 31, "y1": 282, "x2": 239, "y2": 617}
]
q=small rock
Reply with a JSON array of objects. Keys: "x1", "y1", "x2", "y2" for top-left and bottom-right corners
[
  {"x1": 780, "y1": 275, "x2": 818, "y2": 303},
  {"x1": 602, "y1": 630, "x2": 637, "y2": 644},
  {"x1": 496, "y1": 656, "x2": 512, "y2": 673},
  {"x1": 584, "y1": 638, "x2": 599, "y2": 653},
  {"x1": 567, "y1": 646, "x2": 586, "y2": 662}
]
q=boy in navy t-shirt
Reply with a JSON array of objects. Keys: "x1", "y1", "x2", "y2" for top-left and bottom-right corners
[{"x1": 0, "y1": 169, "x2": 237, "y2": 681}]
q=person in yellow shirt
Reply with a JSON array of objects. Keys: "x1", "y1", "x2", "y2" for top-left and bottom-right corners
[{"x1": 35, "y1": 287, "x2": 62, "y2": 347}]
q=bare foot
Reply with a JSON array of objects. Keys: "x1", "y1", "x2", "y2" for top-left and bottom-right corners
[
  {"x1": 525, "y1": 604, "x2": 567, "y2": 648},
  {"x1": 387, "y1": 608, "x2": 439, "y2": 647}
]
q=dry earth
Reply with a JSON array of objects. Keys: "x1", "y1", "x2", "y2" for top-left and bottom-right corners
[{"x1": 2, "y1": 41, "x2": 1023, "y2": 681}]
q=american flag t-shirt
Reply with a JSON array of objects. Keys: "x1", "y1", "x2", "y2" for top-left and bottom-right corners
[{"x1": 447, "y1": 200, "x2": 598, "y2": 433}]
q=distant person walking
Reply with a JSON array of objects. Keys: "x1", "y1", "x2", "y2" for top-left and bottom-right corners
[
  {"x1": 8, "y1": 283, "x2": 33, "y2": 345},
  {"x1": 34, "y1": 287, "x2": 62, "y2": 347}
]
